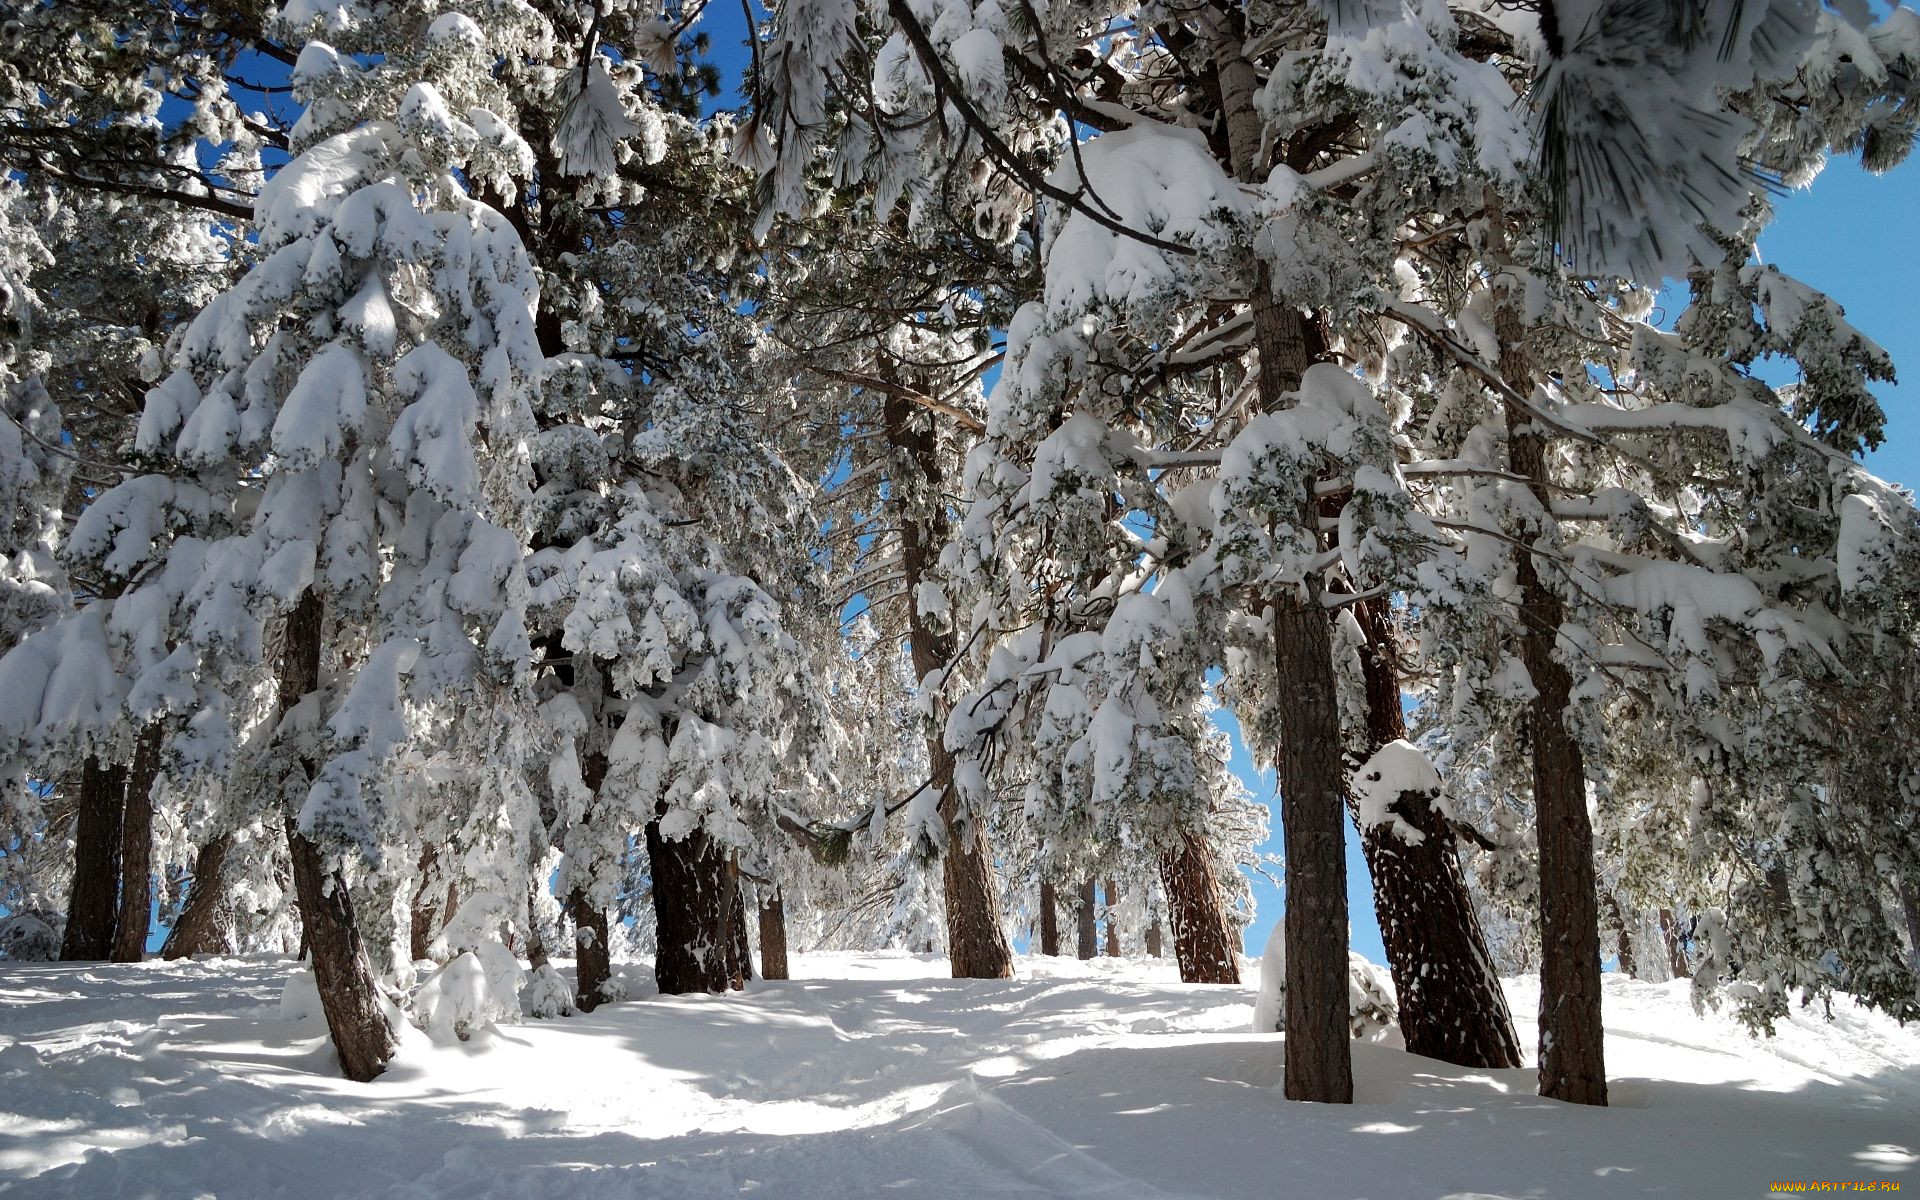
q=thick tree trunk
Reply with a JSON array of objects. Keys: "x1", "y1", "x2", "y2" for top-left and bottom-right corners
[
  {"x1": 277, "y1": 589, "x2": 397, "y2": 1083},
  {"x1": 647, "y1": 820, "x2": 750, "y2": 994},
  {"x1": 162, "y1": 833, "x2": 234, "y2": 959},
  {"x1": 884, "y1": 382, "x2": 1013, "y2": 981},
  {"x1": 1038, "y1": 881, "x2": 1060, "y2": 956},
  {"x1": 1159, "y1": 831, "x2": 1241, "y2": 984},
  {"x1": 110, "y1": 724, "x2": 165, "y2": 962},
  {"x1": 1350, "y1": 598, "x2": 1522, "y2": 1068},
  {"x1": 567, "y1": 889, "x2": 611, "y2": 1010},
  {"x1": 759, "y1": 893, "x2": 790, "y2": 981},
  {"x1": 1076, "y1": 876, "x2": 1098, "y2": 960},
  {"x1": 1494, "y1": 293, "x2": 1608, "y2": 1107},
  {"x1": 1103, "y1": 879, "x2": 1121, "y2": 957},
  {"x1": 60, "y1": 757, "x2": 126, "y2": 961}
]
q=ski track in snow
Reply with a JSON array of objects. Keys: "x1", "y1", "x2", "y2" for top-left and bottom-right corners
[{"x1": 1, "y1": 953, "x2": 1916, "y2": 1199}]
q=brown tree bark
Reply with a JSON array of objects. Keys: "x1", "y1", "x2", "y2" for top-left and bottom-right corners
[
  {"x1": 1038, "y1": 880, "x2": 1060, "y2": 956},
  {"x1": 1145, "y1": 918, "x2": 1163, "y2": 959},
  {"x1": 1349, "y1": 597, "x2": 1522, "y2": 1068},
  {"x1": 1159, "y1": 831, "x2": 1241, "y2": 984},
  {"x1": 647, "y1": 819, "x2": 751, "y2": 993},
  {"x1": 162, "y1": 833, "x2": 234, "y2": 959},
  {"x1": 884, "y1": 382, "x2": 1013, "y2": 980},
  {"x1": 1659, "y1": 908, "x2": 1689, "y2": 980},
  {"x1": 60, "y1": 757, "x2": 126, "y2": 961},
  {"x1": 759, "y1": 892, "x2": 790, "y2": 981},
  {"x1": 1076, "y1": 876, "x2": 1098, "y2": 960},
  {"x1": 276, "y1": 589, "x2": 397, "y2": 1083},
  {"x1": 567, "y1": 888, "x2": 611, "y2": 1009},
  {"x1": 409, "y1": 844, "x2": 441, "y2": 962},
  {"x1": 1103, "y1": 879, "x2": 1121, "y2": 957},
  {"x1": 1606, "y1": 892, "x2": 1636, "y2": 978},
  {"x1": 110, "y1": 724, "x2": 165, "y2": 963},
  {"x1": 1205, "y1": 6, "x2": 1351, "y2": 1103},
  {"x1": 525, "y1": 882, "x2": 550, "y2": 971},
  {"x1": 568, "y1": 732, "x2": 614, "y2": 1011},
  {"x1": 1494, "y1": 285, "x2": 1608, "y2": 1107}
]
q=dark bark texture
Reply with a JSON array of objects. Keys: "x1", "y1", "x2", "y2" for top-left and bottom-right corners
[
  {"x1": 277, "y1": 589, "x2": 398, "y2": 1083},
  {"x1": 1076, "y1": 876, "x2": 1098, "y2": 960},
  {"x1": 647, "y1": 819, "x2": 751, "y2": 994},
  {"x1": 1159, "y1": 831, "x2": 1241, "y2": 984},
  {"x1": 759, "y1": 894, "x2": 790, "y2": 981},
  {"x1": 60, "y1": 757, "x2": 126, "y2": 961},
  {"x1": 1038, "y1": 880, "x2": 1060, "y2": 956},
  {"x1": 885, "y1": 382, "x2": 1013, "y2": 980},
  {"x1": 162, "y1": 833, "x2": 234, "y2": 959},
  {"x1": 1350, "y1": 597, "x2": 1521, "y2": 1069},
  {"x1": 110, "y1": 723, "x2": 165, "y2": 963},
  {"x1": 1495, "y1": 300, "x2": 1608, "y2": 1106},
  {"x1": 1103, "y1": 879, "x2": 1120, "y2": 957},
  {"x1": 568, "y1": 888, "x2": 611, "y2": 1009}
]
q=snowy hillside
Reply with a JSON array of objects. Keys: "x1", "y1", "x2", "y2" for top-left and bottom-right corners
[{"x1": 2, "y1": 953, "x2": 1914, "y2": 1199}]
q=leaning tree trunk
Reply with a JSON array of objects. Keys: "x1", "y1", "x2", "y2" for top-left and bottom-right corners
[
  {"x1": 1494, "y1": 285, "x2": 1608, "y2": 1107},
  {"x1": 1159, "y1": 831, "x2": 1241, "y2": 984},
  {"x1": 759, "y1": 892, "x2": 790, "y2": 981},
  {"x1": 60, "y1": 757, "x2": 126, "y2": 961},
  {"x1": 1207, "y1": 5, "x2": 1351, "y2": 1103},
  {"x1": 1349, "y1": 597, "x2": 1521, "y2": 1068},
  {"x1": 277, "y1": 589, "x2": 398, "y2": 1083},
  {"x1": 1076, "y1": 876, "x2": 1098, "y2": 960},
  {"x1": 162, "y1": 833, "x2": 234, "y2": 959},
  {"x1": 110, "y1": 723, "x2": 165, "y2": 963},
  {"x1": 1038, "y1": 881, "x2": 1060, "y2": 956},
  {"x1": 647, "y1": 819, "x2": 750, "y2": 994},
  {"x1": 885, "y1": 383, "x2": 1013, "y2": 980},
  {"x1": 1103, "y1": 879, "x2": 1121, "y2": 957}
]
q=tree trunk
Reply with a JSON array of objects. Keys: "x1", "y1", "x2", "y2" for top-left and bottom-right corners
[
  {"x1": 110, "y1": 724, "x2": 165, "y2": 962},
  {"x1": 884, "y1": 381, "x2": 1013, "y2": 981},
  {"x1": 1659, "y1": 908, "x2": 1689, "y2": 980},
  {"x1": 1038, "y1": 881, "x2": 1060, "y2": 956},
  {"x1": 525, "y1": 882, "x2": 550, "y2": 971},
  {"x1": 1349, "y1": 597, "x2": 1522, "y2": 1068},
  {"x1": 1103, "y1": 879, "x2": 1121, "y2": 957},
  {"x1": 1606, "y1": 892, "x2": 1636, "y2": 978},
  {"x1": 1205, "y1": 5, "x2": 1350, "y2": 1103},
  {"x1": 409, "y1": 844, "x2": 441, "y2": 962},
  {"x1": 1494, "y1": 290, "x2": 1608, "y2": 1107},
  {"x1": 1159, "y1": 831, "x2": 1241, "y2": 984},
  {"x1": 277, "y1": 589, "x2": 397, "y2": 1083},
  {"x1": 1076, "y1": 876, "x2": 1098, "y2": 960},
  {"x1": 567, "y1": 889, "x2": 611, "y2": 1010},
  {"x1": 1145, "y1": 917, "x2": 1163, "y2": 959},
  {"x1": 162, "y1": 833, "x2": 234, "y2": 959},
  {"x1": 759, "y1": 892, "x2": 790, "y2": 981},
  {"x1": 647, "y1": 819, "x2": 750, "y2": 994},
  {"x1": 567, "y1": 732, "x2": 614, "y2": 1011},
  {"x1": 60, "y1": 757, "x2": 126, "y2": 961}
]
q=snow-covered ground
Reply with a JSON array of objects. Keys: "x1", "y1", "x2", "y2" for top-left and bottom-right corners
[{"x1": 2, "y1": 952, "x2": 1916, "y2": 1198}]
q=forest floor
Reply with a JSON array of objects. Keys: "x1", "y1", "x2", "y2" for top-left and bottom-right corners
[{"x1": 1, "y1": 950, "x2": 1917, "y2": 1198}]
